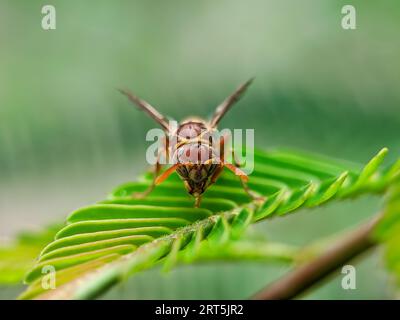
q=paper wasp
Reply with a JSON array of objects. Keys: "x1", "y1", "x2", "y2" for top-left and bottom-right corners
[{"x1": 119, "y1": 79, "x2": 260, "y2": 207}]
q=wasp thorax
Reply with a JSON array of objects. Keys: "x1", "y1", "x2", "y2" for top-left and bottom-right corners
[{"x1": 177, "y1": 121, "x2": 207, "y2": 140}]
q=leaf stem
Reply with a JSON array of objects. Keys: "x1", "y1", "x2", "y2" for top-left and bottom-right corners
[{"x1": 251, "y1": 213, "x2": 382, "y2": 300}]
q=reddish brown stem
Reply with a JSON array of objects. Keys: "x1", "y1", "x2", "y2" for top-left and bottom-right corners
[{"x1": 252, "y1": 214, "x2": 381, "y2": 300}]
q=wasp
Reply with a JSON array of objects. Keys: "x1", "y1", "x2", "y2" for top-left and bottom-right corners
[{"x1": 119, "y1": 79, "x2": 260, "y2": 207}]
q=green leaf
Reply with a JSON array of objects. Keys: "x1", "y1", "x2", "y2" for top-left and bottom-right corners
[
  {"x1": 207, "y1": 215, "x2": 231, "y2": 246},
  {"x1": 230, "y1": 208, "x2": 254, "y2": 239},
  {"x1": 19, "y1": 147, "x2": 399, "y2": 299},
  {"x1": 67, "y1": 205, "x2": 212, "y2": 223},
  {"x1": 0, "y1": 224, "x2": 61, "y2": 285}
]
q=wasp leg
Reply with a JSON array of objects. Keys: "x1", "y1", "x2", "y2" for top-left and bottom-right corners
[
  {"x1": 238, "y1": 177, "x2": 264, "y2": 202},
  {"x1": 231, "y1": 148, "x2": 245, "y2": 168},
  {"x1": 231, "y1": 157, "x2": 263, "y2": 202},
  {"x1": 194, "y1": 195, "x2": 202, "y2": 208},
  {"x1": 210, "y1": 166, "x2": 224, "y2": 185},
  {"x1": 132, "y1": 157, "x2": 162, "y2": 199}
]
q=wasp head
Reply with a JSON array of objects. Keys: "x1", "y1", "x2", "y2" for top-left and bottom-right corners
[{"x1": 173, "y1": 142, "x2": 219, "y2": 196}]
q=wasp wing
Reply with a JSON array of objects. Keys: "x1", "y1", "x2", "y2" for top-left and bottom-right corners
[
  {"x1": 209, "y1": 78, "x2": 254, "y2": 128},
  {"x1": 119, "y1": 89, "x2": 170, "y2": 131}
]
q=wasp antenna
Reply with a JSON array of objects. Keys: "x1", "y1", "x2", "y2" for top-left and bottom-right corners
[
  {"x1": 118, "y1": 88, "x2": 170, "y2": 131},
  {"x1": 209, "y1": 78, "x2": 254, "y2": 128}
]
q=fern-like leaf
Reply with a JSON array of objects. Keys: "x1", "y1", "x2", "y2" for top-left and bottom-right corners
[{"x1": 19, "y1": 147, "x2": 399, "y2": 299}]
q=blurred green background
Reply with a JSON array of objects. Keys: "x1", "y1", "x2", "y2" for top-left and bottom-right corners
[{"x1": 0, "y1": 0, "x2": 399, "y2": 299}]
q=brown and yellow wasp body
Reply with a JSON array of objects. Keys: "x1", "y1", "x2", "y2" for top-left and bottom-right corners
[{"x1": 119, "y1": 79, "x2": 258, "y2": 207}]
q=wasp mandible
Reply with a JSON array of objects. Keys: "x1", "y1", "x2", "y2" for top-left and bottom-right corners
[{"x1": 119, "y1": 79, "x2": 260, "y2": 207}]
